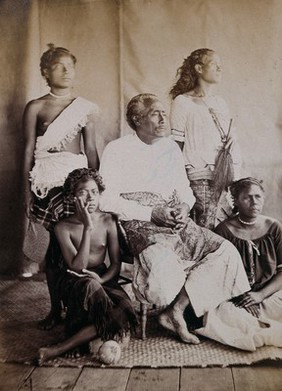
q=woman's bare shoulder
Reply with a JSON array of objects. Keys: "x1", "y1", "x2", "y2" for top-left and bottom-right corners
[{"x1": 24, "y1": 95, "x2": 49, "y2": 114}]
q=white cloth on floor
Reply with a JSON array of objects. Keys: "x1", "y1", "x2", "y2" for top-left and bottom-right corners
[{"x1": 196, "y1": 290, "x2": 282, "y2": 351}]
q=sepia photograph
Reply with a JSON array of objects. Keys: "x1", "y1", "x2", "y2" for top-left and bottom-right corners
[{"x1": 1, "y1": 0, "x2": 282, "y2": 389}]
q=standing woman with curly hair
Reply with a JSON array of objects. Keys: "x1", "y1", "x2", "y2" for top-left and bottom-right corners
[{"x1": 170, "y1": 48, "x2": 241, "y2": 229}]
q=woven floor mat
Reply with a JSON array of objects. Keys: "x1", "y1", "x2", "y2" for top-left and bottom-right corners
[{"x1": 1, "y1": 279, "x2": 282, "y2": 368}]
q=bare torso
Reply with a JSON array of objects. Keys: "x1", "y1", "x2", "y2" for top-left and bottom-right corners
[{"x1": 58, "y1": 211, "x2": 110, "y2": 269}]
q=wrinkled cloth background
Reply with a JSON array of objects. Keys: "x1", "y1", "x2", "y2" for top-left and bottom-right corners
[{"x1": 1, "y1": 0, "x2": 281, "y2": 273}]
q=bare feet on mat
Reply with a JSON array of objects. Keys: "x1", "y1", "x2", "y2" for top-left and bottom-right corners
[
  {"x1": 38, "y1": 346, "x2": 58, "y2": 365},
  {"x1": 64, "y1": 348, "x2": 81, "y2": 359},
  {"x1": 37, "y1": 311, "x2": 62, "y2": 330},
  {"x1": 120, "y1": 330, "x2": 131, "y2": 348},
  {"x1": 159, "y1": 307, "x2": 200, "y2": 344},
  {"x1": 38, "y1": 344, "x2": 90, "y2": 365},
  {"x1": 158, "y1": 312, "x2": 176, "y2": 333}
]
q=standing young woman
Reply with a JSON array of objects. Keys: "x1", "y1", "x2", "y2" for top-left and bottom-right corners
[
  {"x1": 170, "y1": 48, "x2": 241, "y2": 229},
  {"x1": 22, "y1": 44, "x2": 100, "y2": 329}
]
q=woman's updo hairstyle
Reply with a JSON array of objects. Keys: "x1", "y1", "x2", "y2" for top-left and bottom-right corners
[{"x1": 40, "y1": 43, "x2": 76, "y2": 81}]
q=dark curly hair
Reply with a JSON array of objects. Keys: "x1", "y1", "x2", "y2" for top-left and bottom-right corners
[
  {"x1": 63, "y1": 168, "x2": 105, "y2": 198},
  {"x1": 229, "y1": 177, "x2": 264, "y2": 213},
  {"x1": 170, "y1": 48, "x2": 214, "y2": 100},
  {"x1": 126, "y1": 93, "x2": 159, "y2": 131},
  {"x1": 40, "y1": 43, "x2": 76, "y2": 85}
]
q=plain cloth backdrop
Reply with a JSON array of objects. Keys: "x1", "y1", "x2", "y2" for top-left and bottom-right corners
[{"x1": 0, "y1": 0, "x2": 281, "y2": 272}]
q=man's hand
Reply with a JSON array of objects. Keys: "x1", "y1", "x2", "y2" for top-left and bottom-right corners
[
  {"x1": 151, "y1": 205, "x2": 176, "y2": 228},
  {"x1": 171, "y1": 203, "x2": 190, "y2": 229}
]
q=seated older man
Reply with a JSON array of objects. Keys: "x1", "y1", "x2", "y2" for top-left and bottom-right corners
[{"x1": 99, "y1": 93, "x2": 250, "y2": 344}]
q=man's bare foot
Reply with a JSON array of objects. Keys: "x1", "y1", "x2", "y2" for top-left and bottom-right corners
[
  {"x1": 37, "y1": 312, "x2": 62, "y2": 330},
  {"x1": 159, "y1": 312, "x2": 176, "y2": 333},
  {"x1": 159, "y1": 308, "x2": 200, "y2": 344}
]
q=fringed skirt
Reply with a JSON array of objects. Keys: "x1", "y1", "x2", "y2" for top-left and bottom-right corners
[{"x1": 57, "y1": 264, "x2": 138, "y2": 341}]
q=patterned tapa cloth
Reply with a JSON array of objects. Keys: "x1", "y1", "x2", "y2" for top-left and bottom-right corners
[
  {"x1": 120, "y1": 191, "x2": 250, "y2": 310},
  {"x1": 120, "y1": 191, "x2": 224, "y2": 262}
]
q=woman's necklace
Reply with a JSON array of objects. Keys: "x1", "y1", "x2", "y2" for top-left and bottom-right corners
[
  {"x1": 238, "y1": 215, "x2": 257, "y2": 226},
  {"x1": 49, "y1": 91, "x2": 71, "y2": 99}
]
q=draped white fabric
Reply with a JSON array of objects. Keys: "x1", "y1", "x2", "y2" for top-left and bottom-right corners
[{"x1": 0, "y1": 0, "x2": 282, "y2": 272}]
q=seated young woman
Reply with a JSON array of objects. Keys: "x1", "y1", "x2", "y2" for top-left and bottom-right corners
[
  {"x1": 38, "y1": 168, "x2": 137, "y2": 364},
  {"x1": 194, "y1": 177, "x2": 282, "y2": 351}
]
